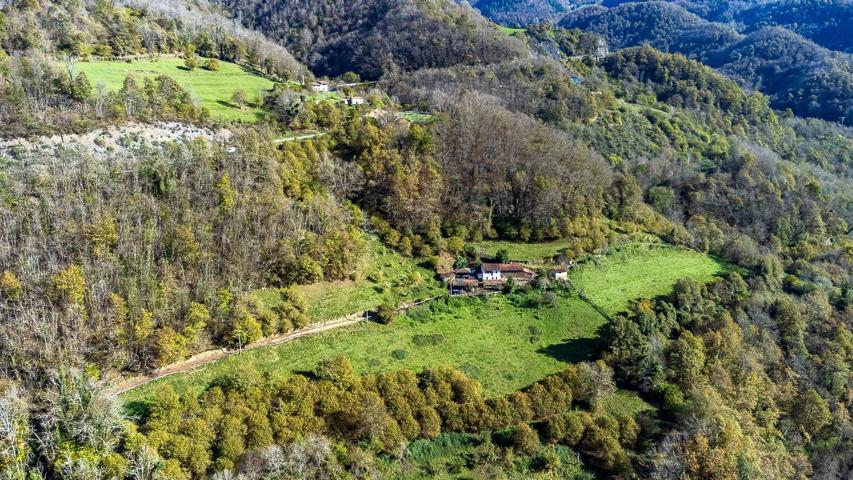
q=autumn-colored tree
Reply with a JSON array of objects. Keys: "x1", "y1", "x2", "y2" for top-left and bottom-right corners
[{"x1": 512, "y1": 423, "x2": 540, "y2": 455}]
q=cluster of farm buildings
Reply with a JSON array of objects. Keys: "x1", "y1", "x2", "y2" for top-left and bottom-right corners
[
  {"x1": 439, "y1": 263, "x2": 568, "y2": 293},
  {"x1": 311, "y1": 81, "x2": 365, "y2": 105}
]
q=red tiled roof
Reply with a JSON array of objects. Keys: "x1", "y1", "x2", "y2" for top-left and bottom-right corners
[{"x1": 480, "y1": 263, "x2": 533, "y2": 274}]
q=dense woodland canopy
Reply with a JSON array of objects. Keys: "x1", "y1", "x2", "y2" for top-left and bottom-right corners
[
  {"x1": 476, "y1": 0, "x2": 853, "y2": 53},
  {"x1": 559, "y1": 1, "x2": 853, "y2": 123},
  {"x1": 211, "y1": 0, "x2": 528, "y2": 79},
  {"x1": 0, "y1": 0, "x2": 851, "y2": 479}
]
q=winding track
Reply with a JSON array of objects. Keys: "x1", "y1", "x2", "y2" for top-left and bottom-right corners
[{"x1": 112, "y1": 296, "x2": 440, "y2": 396}]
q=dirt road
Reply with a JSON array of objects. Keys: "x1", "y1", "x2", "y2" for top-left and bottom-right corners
[{"x1": 112, "y1": 296, "x2": 441, "y2": 396}]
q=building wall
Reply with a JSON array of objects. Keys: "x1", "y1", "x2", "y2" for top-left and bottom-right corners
[{"x1": 480, "y1": 270, "x2": 501, "y2": 281}]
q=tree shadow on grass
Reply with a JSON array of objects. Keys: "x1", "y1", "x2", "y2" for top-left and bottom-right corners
[
  {"x1": 217, "y1": 99, "x2": 238, "y2": 109},
  {"x1": 537, "y1": 337, "x2": 601, "y2": 364},
  {"x1": 293, "y1": 370, "x2": 319, "y2": 381}
]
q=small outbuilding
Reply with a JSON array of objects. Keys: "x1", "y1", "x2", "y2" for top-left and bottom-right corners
[
  {"x1": 550, "y1": 267, "x2": 568, "y2": 282},
  {"x1": 311, "y1": 81, "x2": 329, "y2": 93}
]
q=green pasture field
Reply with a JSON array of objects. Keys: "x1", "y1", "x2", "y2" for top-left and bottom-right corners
[
  {"x1": 75, "y1": 57, "x2": 275, "y2": 122},
  {"x1": 570, "y1": 243, "x2": 729, "y2": 314},
  {"x1": 468, "y1": 239, "x2": 574, "y2": 262},
  {"x1": 123, "y1": 293, "x2": 606, "y2": 403},
  {"x1": 122, "y1": 243, "x2": 725, "y2": 411},
  {"x1": 255, "y1": 237, "x2": 444, "y2": 322}
]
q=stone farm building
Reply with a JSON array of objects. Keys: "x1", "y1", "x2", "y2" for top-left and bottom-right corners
[
  {"x1": 477, "y1": 263, "x2": 535, "y2": 283},
  {"x1": 441, "y1": 263, "x2": 535, "y2": 292}
]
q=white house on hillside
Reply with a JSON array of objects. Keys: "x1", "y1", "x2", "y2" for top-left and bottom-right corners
[
  {"x1": 311, "y1": 81, "x2": 329, "y2": 93},
  {"x1": 477, "y1": 263, "x2": 535, "y2": 283}
]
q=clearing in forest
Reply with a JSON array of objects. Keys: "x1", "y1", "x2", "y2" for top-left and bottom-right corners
[
  {"x1": 74, "y1": 57, "x2": 275, "y2": 122},
  {"x1": 468, "y1": 238, "x2": 574, "y2": 262},
  {"x1": 255, "y1": 237, "x2": 444, "y2": 322},
  {"x1": 570, "y1": 243, "x2": 729, "y2": 314},
  {"x1": 123, "y1": 293, "x2": 606, "y2": 403},
  {"x1": 121, "y1": 243, "x2": 727, "y2": 405}
]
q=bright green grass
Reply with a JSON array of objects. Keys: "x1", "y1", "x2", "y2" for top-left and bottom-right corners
[
  {"x1": 403, "y1": 111, "x2": 435, "y2": 123},
  {"x1": 571, "y1": 243, "x2": 729, "y2": 314},
  {"x1": 123, "y1": 293, "x2": 606, "y2": 403},
  {"x1": 255, "y1": 237, "x2": 444, "y2": 322},
  {"x1": 307, "y1": 90, "x2": 342, "y2": 102},
  {"x1": 469, "y1": 239, "x2": 573, "y2": 262},
  {"x1": 602, "y1": 390, "x2": 656, "y2": 418},
  {"x1": 499, "y1": 26, "x2": 527, "y2": 36},
  {"x1": 122, "y1": 243, "x2": 725, "y2": 407},
  {"x1": 75, "y1": 57, "x2": 275, "y2": 122}
]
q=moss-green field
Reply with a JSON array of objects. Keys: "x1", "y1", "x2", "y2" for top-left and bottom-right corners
[
  {"x1": 499, "y1": 26, "x2": 527, "y2": 36},
  {"x1": 570, "y1": 243, "x2": 729, "y2": 314},
  {"x1": 469, "y1": 238, "x2": 574, "y2": 262},
  {"x1": 393, "y1": 432, "x2": 592, "y2": 479},
  {"x1": 75, "y1": 57, "x2": 275, "y2": 122},
  {"x1": 256, "y1": 237, "x2": 444, "y2": 322},
  {"x1": 122, "y1": 243, "x2": 727, "y2": 406},
  {"x1": 124, "y1": 294, "x2": 606, "y2": 403}
]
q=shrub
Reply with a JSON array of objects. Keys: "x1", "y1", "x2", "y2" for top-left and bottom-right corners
[
  {"x1": 0, "y1": 270, "x2": 22, "y2": 299},
  {"x1": 204, "y1": 58, "x2": 220, "y2": 71},
  {"x1": 375, "y1": 302, "x2": 399, "y2": 324},
  {"x1": 512, "y1": 423, "x2": 540, "y2": 455},
  {"x1": 412, "y1": 333, "x2": 445, "y2": 347}
]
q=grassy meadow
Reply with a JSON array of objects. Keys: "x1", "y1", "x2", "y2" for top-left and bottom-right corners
[
  {"x1": 255, "y1": 237, "x2": 444, "y2": 322},
  {"x1": 469, "y1": 238, "x2": 574, "y2": 262},
  {"x1": 392, "y1": 432, "x2": 592, "y2": 479},
  {"x1": 124, "y1": 293, "x2": 606, "y2": 403},
  {"x1": 75, "y1": 57, "x2": 275, "y2": 122},
  {"x1": 499, "y1": 26, "x2": 527, "y2": 36},
  {"x1": 122, "y1": 242, "x2": 727, "y2": 408},
  {"x1": 570, "y1": 243, "x2": 729, "y2": 314}
]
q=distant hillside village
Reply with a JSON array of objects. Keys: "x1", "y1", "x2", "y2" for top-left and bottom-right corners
[{"x1": 439, "y1": 262, "x2": 569, "y2": 294}]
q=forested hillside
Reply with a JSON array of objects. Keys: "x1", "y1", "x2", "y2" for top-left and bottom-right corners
[
  {"x1": 210, "y1": 0, "x2": 528, "y2": 79},
  {"x1": 467, "y1": 0, "x2": 586, "y2": 25},
  {"x1": 0, "y1": 0, "x2": 304, "y2": 136},
  {"x1": 0, "y1": 0, "x2": 851, "y2": 479},
  {"x1": 735, "y1": 0, "x2": 853, "y2": 53},
  {"x1": 559, "y1": 2, "x2": 853, "y2": 122}
]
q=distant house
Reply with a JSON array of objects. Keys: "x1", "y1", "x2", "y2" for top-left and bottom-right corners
[
  {"x1": 454, "y1": 267, "x2": 473, "y2": 276},
  {"x1": 550, "y1": 267, "x2": 568, "y2": 282},
  {"x1": 594, "y1": 38, "x2": 610, "y2": 60},
  {"x1": 570, "y1": 76, "x2": 583, "y2": 86},
  {"x1": 311, "y1": 81, "x2": 329, "y2": 93},
  {"x1": 451, "y1": 278, "x2": 479, "y2": 292},
  {"x1": 477, "y1": 263, "x2": 534, "y2": 284},
  {"x1": 343, "y1": 96, "x2": 365, "y2": 106}
]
